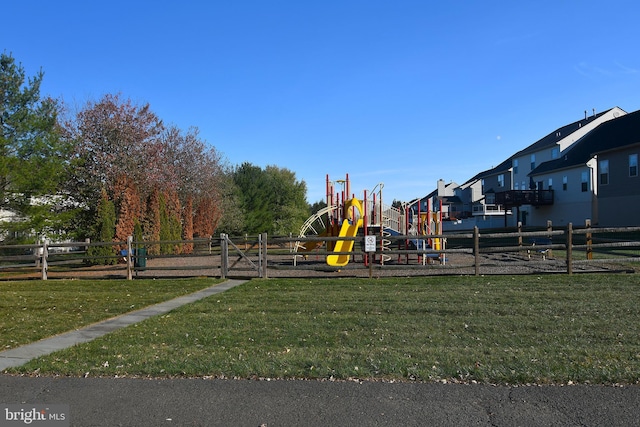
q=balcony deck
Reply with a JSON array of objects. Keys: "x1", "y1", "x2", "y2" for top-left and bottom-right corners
[
  {"x1": 495, "y1": 190, "x2": 554, "y2": 207},
  {"x1": 472, "y1": 204, "x2": 511, "y2": 216}
]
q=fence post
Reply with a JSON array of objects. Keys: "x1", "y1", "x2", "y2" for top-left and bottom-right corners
[
  {"x1": 547, "y1": 220, "x2": 553, "y2": 258},
  {"x1": 566, "y1": 223, "x2": 573, "y2": 275},
  {"x1": 474, "y1": 226, "x2": 480, "y2": 276},
  {"x1": 585, "y1": 219, "x2": 592, "y2": 260},
  {"x1": 260, "y1": 232, "x2": 268, "y2": 279},
  {"x1": 35, "y1": 239, "x2": 41, "y2": 268},
  {"x1": 220, "y1": 234, "x2": 228, "y2": 279},
  {"x1": 517, "y1": 221, "x2": 522, "y2": 248},
  {"x1": 257, "y1": 233, "x2": 262, "y2": 278},
  {"x1": 126, "y1": 235, "x2": 133, "y2": 280},
  {"x1": 41, "y1": 239, "x2": 48, "y2": 280}
]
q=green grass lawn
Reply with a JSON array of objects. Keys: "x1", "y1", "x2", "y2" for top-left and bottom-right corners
[
  {"x1": 5, "y1": 275, "x2": 640, "y2": 385},
  {"x1": 0, "y1": 278, "x2": 222, "y2": 350}
]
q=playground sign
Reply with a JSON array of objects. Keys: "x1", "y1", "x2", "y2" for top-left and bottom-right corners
[{"x1": 365, "y1": 235, "x2": 376, "y2": 252}]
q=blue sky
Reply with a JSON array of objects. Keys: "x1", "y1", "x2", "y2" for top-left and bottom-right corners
[{"x1": 3, "y1": 1, "x2": 640, "y2": 204}]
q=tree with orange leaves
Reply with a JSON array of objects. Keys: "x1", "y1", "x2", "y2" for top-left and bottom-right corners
[
  {"x1": 182, "y1": 196, "x2": 194, "y2": 254},
  {"x1": 113, "y1": 175, "x2": 142, "y2": 249}
]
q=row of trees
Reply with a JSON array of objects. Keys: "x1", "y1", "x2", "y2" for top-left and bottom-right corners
[{"x1": 0, "y1": 52, "x2": 317, "y2": 260}]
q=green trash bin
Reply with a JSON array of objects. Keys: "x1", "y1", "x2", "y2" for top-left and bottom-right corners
[{"x1": 134, "y1": 248, "x2": 147, "y2": 270}]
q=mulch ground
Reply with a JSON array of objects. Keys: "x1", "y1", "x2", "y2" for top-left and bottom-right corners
[{"x1": 1, "y1": 249, "x2": 628, "y2": 281}]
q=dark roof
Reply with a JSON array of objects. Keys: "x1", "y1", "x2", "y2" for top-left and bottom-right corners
[
  {"x1": 473, "y1": 157, "x2": 513, "y2": 181},
  {"x1": 457, "y1": 110, "x2": 618, "y2": 185},
  {"x1": 407, "y1": 190, "x2": 436, "y2": 205},
  {"x1": 408, "y1": 193, "x2": 462, "y2": 207},
  {"x1": 460, "y1": 171, "x2": 483, "y2": 186},
  {"x1": 440, "y1": 195, "x2": 462, "y2": 204},
  {"x1": 514, "y1": 109, "x2": 615, "y2": 157},
  {"x1": 530, "y1": 108, "x2": 640, "y2": 176}
]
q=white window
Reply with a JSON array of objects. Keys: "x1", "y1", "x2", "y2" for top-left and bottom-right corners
[
  {"x1": 530, "y1": 154, "x2": 536, "y2": 170},
  {"x1": 513, "y1": 159, "x2": 519, "y2": 174},
  {"x1": 630, "y1": 154, "x2": 638, "y2": 177},
  {"x1": 552, "y1": 147, "x2": 559, "y2": 159},
  {"x1": 515, "y1": 182, "x2": 519, "y2": 190},
  {"x1": 548, "y1": 178, "x2": 553, "y2": 190},
  {"x1": 600, "y1": 160, "x2": 609, "y2": 185},
  {"x1": 562, "y1": 175, "x2": 568, "y2": 191},
  {"x1": 581, "y1": 171, "x2": 589, "y2": 192},
  {"x1": 498, "y1": 174, "x2": 505, "y2": 188}
]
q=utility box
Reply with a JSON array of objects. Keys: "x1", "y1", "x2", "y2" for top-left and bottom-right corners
[{"x1": 134, "y1": 248, "x2": 147, "y2": 270}]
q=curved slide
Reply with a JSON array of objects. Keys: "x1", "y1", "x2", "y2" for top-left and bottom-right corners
[{"x1": 326, "y1": 199, "x2": 363, "y2": 267}]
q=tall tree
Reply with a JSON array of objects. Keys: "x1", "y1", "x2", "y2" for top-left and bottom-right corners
[
  {"x1": 233, "y1": 163, "x2": 309, "y2": 235},
  {"x1": 144, "y1": 188, "x2": 161, "y2": 255},
  {"x1": 233, "y1": 163, "x2": 272, "y2": 234},
  {"x1": 87, "y1": 188, "x2": 117, "y2": 265},
  {"x1": 159, "y1": 125, "x2": 229, "y2": 236},
  {"x1": 215, "y1": 172, "x2": 244, "y2": 235},
  {"x1": 68, "y1": 111, "x2": 234, "y2": 243},
  {"x1": 0, "y1": 52, "x2": 71, "y2": 239},
  {"x1": 193, "y1": 196, "x2": 216, "y2": 238},
  {"x1": 66, "y1": 93, "x2": 163, "y2": 222},
  {"x1": 264, "y1": 166, "x2": 309, "y2": 235},
  {"x1": 182, "y1": 196, "x2": 194, "y2": 254},
  {"x1": 159, "y1": 189, "x2": 182, "y2": 254},
  {"x1": 113, "y1": 175, "x2": 142, "y2": 248}
]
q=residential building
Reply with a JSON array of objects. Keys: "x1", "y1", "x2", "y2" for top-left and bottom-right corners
[
  {"x1": 453, "y1": 174, "x2": 483, "y2": 218},
  {"x1": 407, "y1": 179, "x2": 459, "y2": 223},
  {"x1": 509, "y1": 107, "x2": 626, "y2": 226},
  {"x1": 596, "y1": 140, "x2": 640, "y2": 226},
  {"x1": 529, "y1": 108, "x2": 640, "y2": 227},
  {"x1": 420, "y1": 106, "x2": 638, "y2": 230},
  {"x1": 473, "y1": 158, "x2": 513, "y2": 224}
]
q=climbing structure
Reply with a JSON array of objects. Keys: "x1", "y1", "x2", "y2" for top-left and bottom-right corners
[{"x1": 295, "y1": 174, "x2": 445, "y2": 266}]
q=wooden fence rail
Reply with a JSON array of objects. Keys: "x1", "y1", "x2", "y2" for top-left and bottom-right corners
[{"x1": 0, "y1": 222, "x2": 639, "y2": 280}]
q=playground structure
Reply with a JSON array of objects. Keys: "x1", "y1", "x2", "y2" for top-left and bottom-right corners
[{"x1": 296, "y1": 174, "x2": 445, "y2": 267}]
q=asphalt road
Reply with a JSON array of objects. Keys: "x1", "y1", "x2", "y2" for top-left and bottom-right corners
[{"x1": 1, "y1": 375, "x2": 639, "y2": 426}]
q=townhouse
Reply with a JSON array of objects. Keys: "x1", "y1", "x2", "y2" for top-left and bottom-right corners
[
  {"x1": 419, "y1": 106, "x2": 640, "y2": 230},
  {"x1": 510, "y1": 107, "x2": 626, "y2": 227},
  {"x1": 530, "y1": 108, "x2": 640, "y2": 227}
]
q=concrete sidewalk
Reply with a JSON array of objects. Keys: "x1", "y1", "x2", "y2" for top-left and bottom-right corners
[{"x1": 0, "y1": 279, "x2": 247, "y2": 370}]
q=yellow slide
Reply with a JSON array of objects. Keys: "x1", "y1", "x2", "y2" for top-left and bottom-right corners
[{"x1": 327, "y1": 199, "x2": 363, "y2": 267}]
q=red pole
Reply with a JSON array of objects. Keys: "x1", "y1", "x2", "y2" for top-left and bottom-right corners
[
  {"x1": 372, "y1": 192, "x2": 378, "y2": 263},
  {"x1": 427, "y1": 199, "x2": 432, "y2": 247},
  {"x1": 326, "y1": 174, "x2": 330, "y2": 205},
  {"x1": 379, "y1": 190, "x2": 384, "y2": 265},
  {"x1": 405, "y1": 204, "x2": 409, "y2": 264},
  {"x1": 417, "y1": 199, "x2": 421, "y2": 235},
  {"x1": 364, "y1": 190, "x2": 368, "y2": 267},
  {"x1": 346, "y1": 173, "x2": 350, "y2": 199},
  {"x1": 439, "y1": 199, "x2": 443, "y2": 263},
  {"x1": 372, "y1": 193, "x2": 377, "y2": 225}
]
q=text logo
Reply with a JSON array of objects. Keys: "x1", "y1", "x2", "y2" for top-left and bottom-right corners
[{"x1": 1, "y1": 405, "x2": 69, "y2": 427}]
